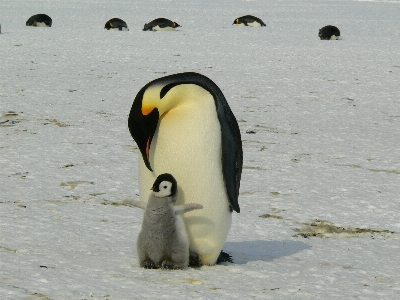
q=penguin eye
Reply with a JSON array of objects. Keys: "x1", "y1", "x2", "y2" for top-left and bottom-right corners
[{"x1": 163, "y1": 185, "x2": 167, "y2": 189}]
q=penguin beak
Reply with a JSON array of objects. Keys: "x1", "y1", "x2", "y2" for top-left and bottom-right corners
[
  {"x1": 174, "y1": 22, "x2": 181, "y2": 28},
  {"x1": 128, "y1": 94, "x2": 160, "y2": 172}
]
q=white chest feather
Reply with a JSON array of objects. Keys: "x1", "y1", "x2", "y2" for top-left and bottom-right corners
[
  {"x1": 247, "y1": 21, "x2": 262, "y2": 27},
  {"x1": 35, "y1": 22, "x2": 49, "y2": 27},
  {"x1": 109, "y1": 27, "x2": 129, "y2": 31},
  {"x1": 236, "y1": 21, "x2": 261, "y2": 27},
  {"x1": 152, "y1": 25, "x2": 175, "y2": 31}
]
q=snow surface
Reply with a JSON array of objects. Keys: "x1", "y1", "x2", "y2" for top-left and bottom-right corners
[{"x1": 1, "y1": 0, "x2": 400, "y2": 299}]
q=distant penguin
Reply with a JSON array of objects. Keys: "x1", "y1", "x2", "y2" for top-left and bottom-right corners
[
  {"x1": 233, "y1": 15, "x2": 266, "y2": 27},
  {"x1": 319, "y1": 25, "x2": 340, "y2": 40},
  {"x1": 128, "y1": 72, "x2": 243, "y2": 266},
  {"x1": 143, "y1": 18, "x2": 181, "y2": 31},
  {"x1": 26, "y1": 14, "x2": 52, "y2": 27},
  {"x1": 104, "y1": 18, "x2": 129, "y2": 31},
  {"x1": 130, "y1": 173, "x2": 203, "y2": 269}
]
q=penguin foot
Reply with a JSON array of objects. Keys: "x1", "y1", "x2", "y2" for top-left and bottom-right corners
[
  {"x1": 189, "y1": 252, "x2": 202, "y2": 267},
  {"x1": 188, "y1": 251, "x2": 233, "y2": 267},
  {"x1": 142, "y1": 260, "x2": 158, "y2": 269},
  {"x1": 217, "y1": 251, "x2": 234, "y2": 264},
  {"x1": 161, "y1": 260, "x2": 174, "y2": 270}
]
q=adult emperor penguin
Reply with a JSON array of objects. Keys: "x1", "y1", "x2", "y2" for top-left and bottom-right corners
[
  {"x1": 128, "y1": 72, "x2": 243, "y2": 266},
  {"x1": 233, "y1": 15, "x2": 266, "y2": 27},
  {"x1": 26, "y1": 14, "x2": 52, "y2": 27},
  {"x1": 143, "y1": 18, "x2": 181, "y2": 31},
  {"x1": 319, "y1": 25, "x2": 340, "y2": 40},
  {"x1": 104, "y1": 18, "x2": 129, "y2": 31}
]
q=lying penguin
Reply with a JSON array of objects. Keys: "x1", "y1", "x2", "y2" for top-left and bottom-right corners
[
  {"x1": 233, "y1": 15, "x2": 266, "y2": 27},
  {"x1": 143, "y1": 18, "x2": 181, "y2": 31},
  {"x1": 104, "y1": 18, "x2": 129, "y2": 31},
  {"x1": 319, "y1": 25, "x2": 340, "y2": 40},
  {"x1": 26, "y1": 14, "x2": 52, "y2": 27},
  {"x1": 129, "y1": 173, "x2": 203, "y2": 269}
]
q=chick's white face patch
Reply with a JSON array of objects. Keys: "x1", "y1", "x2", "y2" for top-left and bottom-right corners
[{"x1": 153, "y1": 180, "x2": 173, "y2": 197}]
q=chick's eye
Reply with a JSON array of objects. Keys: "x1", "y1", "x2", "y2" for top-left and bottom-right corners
[{"x1": 163, "y1": 186, "x2": 167, "y2": 189}]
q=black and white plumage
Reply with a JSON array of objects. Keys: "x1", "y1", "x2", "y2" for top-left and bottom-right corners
[
  {"x1": 143, "y1": 18, "x2": 181, "y2": 31},
  {"x1": 26, "y1": 14, "x2": 52, "y2": 27},
  {"x1": 104, "y1": 18, "x2": 129, "y2": 31},
  {"x1": 128, "y1": 72, "x2": 243, "y2": 266},
  {"x1": 233, "y1": 15, "x2": 266, "y2": 27},
  {"x1": 319, "y1": 25, "x2": 340, "y2": 40},
  {"x1": 129, "y1": 173, "x2": 203, "y2": 269}
]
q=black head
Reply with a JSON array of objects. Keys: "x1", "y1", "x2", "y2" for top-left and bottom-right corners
[
  {"x1": 128, "y1": 85, "x2": 160, "y2": 171},
  {"x1": 151, "y1": 173, "x2": 178, "y2": 198}
]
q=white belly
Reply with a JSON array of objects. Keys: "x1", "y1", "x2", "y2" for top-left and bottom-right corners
[
  {"x1": 152, "y1": 25, "x2": 175, "y2": 31},
  {"x1": 109, "y1": 27, "x2": 129, "y2": 31},
  {"x1": 138, "y1": 87, "x2": 231, "y2": 265},
  {"x1": 35, "y1": 22, "x2": 49, "y2": 27},
  {"x1": 247, "y1": 21, "x2": 262, "y2": 27}
]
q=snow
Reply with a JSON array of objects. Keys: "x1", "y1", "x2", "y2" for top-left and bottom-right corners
[{"x1": 1, "y1": 0, "x2": 400, "y2": 299}]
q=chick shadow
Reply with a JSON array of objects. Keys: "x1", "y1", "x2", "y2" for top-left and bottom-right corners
[{"x1": 223, "y1": 239, "x2": 310, "y2": 264}]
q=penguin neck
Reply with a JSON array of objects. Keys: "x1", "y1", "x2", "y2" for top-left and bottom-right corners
[
  {"x1": 147, "y1": 195, "x2": 175, "y2": 209},
  {"x1": 158, "y1": 84, "x2": 213, "y2": 117}
]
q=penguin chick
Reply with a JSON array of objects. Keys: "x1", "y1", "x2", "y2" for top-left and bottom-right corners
[
  {"x1": 131, "y1": 173, "x2": 203, "y2": 269},
  {"x1": 233, "y1": 15, "x2": 266, "y2": 27}
]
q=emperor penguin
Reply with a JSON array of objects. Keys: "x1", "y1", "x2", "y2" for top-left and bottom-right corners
[
  {"x1": 319, "y1": 25, "x2": 340, "y2": 40},
  {"x1": 233, "y1": 15, "x2": 266, "y2": 27},
  {"x1": 104, "y1": 18, "x2": 129, "y2": 31},
  {"x1": 26, "y1": 14, "x2": 52, "y2": 27},
  {"x1": 128, "y1": 72, "x2": 243, "y2": 266},
  {"x1": 129, "y1": 173, "x2": 203, "y2": 269},
  {"x1": 143, "y1": 18, "x2": 181, "y2": 31}
]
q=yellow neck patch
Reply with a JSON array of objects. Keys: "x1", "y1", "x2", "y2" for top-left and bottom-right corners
[{"x1": 142, "y1": 106, "x2": 155, "y2": 116}]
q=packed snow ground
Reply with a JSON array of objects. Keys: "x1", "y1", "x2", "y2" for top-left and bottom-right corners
[{"x1": 1, "y1": 0, "x2": 400, "y2": 299}]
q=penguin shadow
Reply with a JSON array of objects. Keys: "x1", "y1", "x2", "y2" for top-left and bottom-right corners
[{"x1": 223, "y1": 240, "x2": 310, "y2": 264}]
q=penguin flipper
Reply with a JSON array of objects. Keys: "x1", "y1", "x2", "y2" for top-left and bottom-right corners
[
  {"x1": 215, "y1": 88, "x2": 243, "y2": 213},
  {"x1": 122, "y1": 199, "x2": 147, "y2": 209}
]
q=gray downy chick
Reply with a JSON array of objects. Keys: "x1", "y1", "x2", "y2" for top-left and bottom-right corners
[{"x1": 130, "y1": 173, "x2": 203, "y2": 269}]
